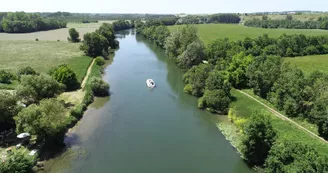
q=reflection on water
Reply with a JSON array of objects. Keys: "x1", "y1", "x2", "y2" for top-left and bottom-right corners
[{"x1": 43, "y1": 30, "x2": 254, "y2": 173}]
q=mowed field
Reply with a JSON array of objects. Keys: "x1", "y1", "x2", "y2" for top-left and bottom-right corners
[
  {"x1": 0, "y1": 22, "x2": 107, "y2": 41},
  {"x1": 286, "y1": 54, "x2": 328, "y2": 75},
  {"x1": 0, "y1": 40, "x2": 92, "y2": 83},
  {"x1": 168, "y1": 24, "x2": 328, "y2": 44}
]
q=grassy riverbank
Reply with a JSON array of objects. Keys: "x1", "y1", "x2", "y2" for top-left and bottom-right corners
[{"x1": 216, "y1": 89, "x2": 328, "y2": 156}]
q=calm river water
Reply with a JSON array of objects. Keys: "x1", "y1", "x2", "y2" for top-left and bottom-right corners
[{"x1": 43, "y1": 30, "x2": 254, "y2": 173}]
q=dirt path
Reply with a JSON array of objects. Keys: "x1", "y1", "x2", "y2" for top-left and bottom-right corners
[
  {"x1": 81, "y1": 59, "x2": 95, "y2": 89},
  {"x1": 237, "y1": 89, "x2": 328, "y2": 144},
  {"x1": 59, "y1": 59, "x2": 95, "y2": 105}
]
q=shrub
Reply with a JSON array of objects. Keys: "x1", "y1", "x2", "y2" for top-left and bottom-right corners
[
  {"x1": 197, "y1": 89, "x2": 231, "y2": 114},
  {"x1": 17, "y1": 66, "x2": 38, "y2": 78},
  {"x1": 0, "y1": 70, "x2": 15, "y2": 84},
  {"x1": 49, "y1": 64, "x2": 80, "y2": 91},
  {"x1": 67, "y1": 28, "x2": 80, "y2": 43},
  {"x1": 0, "y1": 91, "x2": 20, "y2": 123},
  {"x1": 95, "y1": 57, "x2": 105, "y2": 66},
  {"x1": 241, "y1": 111, "x2": 276, "y2": 165},
  {"x1": 90, "y1": 77, "x2": 110, "y2": 96},
  {"x1": 35, "y1": 38, "x2": 39, "y2": 41},
  {"x1": 0, "y1": 148, "x2": 36, "y2": 173},
  {"x1": 183, "y1": 84, "x2": 193, "y2": 94},
  {"x1": 16, "y1": 74, "x2": 64, "y2": 104}
]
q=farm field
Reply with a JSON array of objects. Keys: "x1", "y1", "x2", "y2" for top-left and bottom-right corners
[
  {"x1": 230, "y1": 89, "x2": 328, "y2": 154},
  {"x1": 241, "y1": 13, "x2": 328, "y2": 22},
  {"x1": 0, "y1": 22, "x2": 108, "y2": 41},
  {"x1": 286, "y1": 54, "x2": 328, "y2": 75},
  {"x1": 0, "y1": 40, "x2": 92, "y2": 83},
  {"x1": 168, "y1": 24, "x2": 328, "y2": 44}
]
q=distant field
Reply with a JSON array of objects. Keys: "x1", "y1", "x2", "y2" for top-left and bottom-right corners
[
  {"x1": 169, "y1": 24, "x2": 328, "y2": 44},
  {"x1": 0, "y1": 40, "x2": 92, "y2": 82},
  {"x1": 241, "y1": 14, "x2": 328, "y2": 22},
  {"x1": 286, "y1": 54, "x2": 328, "y2": 75},
  {"x1": 0, "y1": 22, "x2": 112, "y2": 41},
  {"x1": 230, "y1": 89, "x2": 328, "y2": 154}
]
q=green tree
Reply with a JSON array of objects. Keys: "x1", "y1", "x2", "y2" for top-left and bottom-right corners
[
  {"x1": 198, "y1": 89, "x2": 231, "y2": 114},
  {"x1": 16, "y1": 74, "x2": 63, "y2": 104},
  {"x1": 67, "y1": 28, "x2": 80, "y2": 42},
  {"x1": 205, "y1": 70, "x2": 231, "y2": 95},
  {"x1": 95, "y1": 57, "x2": 105, "y2": 66},
  {"x1": 0, "y1": 70, "x2": 14, "y2": 84},
  {"x1": 241, "y1": 111, "x2": 276, "y2": 165},
  {"x1": 247, "y1": 55, "x2": 282, "y2": 98},
  {"x1": 227, "y1": 52, "x2": 254, "y2": 88},
  {"x1": 183, "y1": 64, "x2": 212, "y2": 97},
  {"x1": 90, "y1": 77, "x2": 110, "y2": 96},
  {"x1": 0, "y1": 148, "x2": 36, "y2": 173},
  {"x1": 178, "y1": 40, "x2": 205, "y2": 69},
  {"x1": 265, "y1": 140, "x2": 328, "y2": 173},
  {"x1": 17, "y1": 66, "x2": 38, "y2": 79},
  {"x1": 80, "y1": 32, "x2": 109, "y2": 57},
  {"x1": 96, "y1": 23, "x2": 118, "y2": 49},
  {"x1": 0, "y1": 91, "x2": 20, "y2": 124},
  {"x1": 49, "y1": 64, "x2": 80, "y2": 91},
  {"x1": 14, "y1": 98, "x2": 69, "y2": 143}
]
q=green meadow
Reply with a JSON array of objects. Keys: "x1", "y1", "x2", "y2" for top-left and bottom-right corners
[
  {"x1": 286, "y1": 54, "x2": 328, "y2": 75},
  {"x1": 169, "y1": 24, "x2": 328, "y2": 44}
]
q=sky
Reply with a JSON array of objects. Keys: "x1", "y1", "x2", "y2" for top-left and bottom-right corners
[{"x1": 1, "y1": 0, "x2": 327, "y2": 14}]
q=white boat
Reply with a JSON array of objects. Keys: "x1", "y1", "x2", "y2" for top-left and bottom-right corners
[{"x1": 146, "y1": 79, "x2": 156, "y2": 88}]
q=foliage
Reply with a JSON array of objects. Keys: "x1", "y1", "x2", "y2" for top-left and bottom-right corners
[
  {"x1": 245, "y1": 17, "x2": 328, "y2": 30},
  {"x1": 205, "y1": 70, "x2": 231, "y2": 95},
  {"x1": 0, "y1": 91, "x2": 20, "y2": 124},
  {"x1": 0, "y1": 70, "x2": 15, "y2": 84},
  {"x1": 177, "y1": 40, "x2": 205, "y2": 69},
  {"x1": 67, "y1": 28, "x2": 80, "y2": 42},
  {"x1": 90, "y1": 77, "x2": 110, "y2": 96},
  {"x1": 14, "y1": 98, "x2": 69, "y2": 143},
  {"x1": 164, "y1": 25, "x2": 198, "y2": 58},
  {"x1": 183, "y1": 64, "x2": 212, "y2": 97},
  {"x1": 95, "y1": 56, "x2": 105, "y2": 66},
  {"x1": 198, "y1": 89, "x2": 231, "y2": 114},
  {"x1": 0, "y1": 148, "x2": 36, "y2": 173},
  {"x1": 265, "y1": 140, "x2": 328, "y2": 173},
  {"x1": 96, "y1": 23, "x2": 118, "y2": 49},
  {"x1": 1, "y1": 12, "x2": 66, "y2": 33},
  {"x1": 247, "y1": 55, "x2": 282, "y2": 98},
  {"x1": 241, "y1": 111, "x2": 276, "y2": 165},
  {"x1": 17, "y1": 66, "x2": 38, "y2": 78},
  {"x1": 16, "y1": 74, "x2": 64, "y2": 104},
  {"x1": 226, "y1": 52, "x2": 253, "y2": 88},
  {"x1": 208, "y1": 14, "x2": 241, "y2": 24},
  {"x1": 49, "y1": 64, "x2": 80, "y2": 91},
  {"x1": 80, "y1": 32, "x2": 109, "y2": 57},
  {"x1": 137, "y1": 25, "x2": 170, "y2": 48},
  {"x1": 112, "y1": 20, "x2": 133, "y2": 31}
]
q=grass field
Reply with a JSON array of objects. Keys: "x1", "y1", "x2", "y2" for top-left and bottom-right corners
[
  {"x1": 0, "y1": 22, "x2": 106, "y2": 41},
  {"x1": 229, "y1": 89, "x2": 328, "y2": 153},
  {"x1": 286, "y1": 54, "x2": 328, "y2": 75},
  {"x1": 241, "y1": 14, "x2": 328, "y2": 22},
  {"x1": 0, "y1": 40, "x2": 92, "y2": 83},
  {"x1": 169, "y1": 24, "x2": 328, "y2": 44}
]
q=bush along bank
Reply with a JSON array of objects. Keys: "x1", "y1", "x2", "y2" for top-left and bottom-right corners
[
  {"x1": 136, "y1": 23, "x2": 328, "y2": 171},
  {"x1": 0, "y1": 22, "x2": 116, "y2": 173}
]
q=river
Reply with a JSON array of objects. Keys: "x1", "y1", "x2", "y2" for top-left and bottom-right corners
[{"x1": 43, "y1": 30, "x2": 254, "y2": 173}]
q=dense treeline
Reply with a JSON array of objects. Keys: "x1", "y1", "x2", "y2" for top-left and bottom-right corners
[
  {"x1": 111, "y1": 20, "x2": 134, "y2": 31},
  {"x1": 0, "y1": 12, "x2": 66, "y2": 33},
  {"x1": 208, "y1": 14, "x2": 241, "y2": 23},
  {"x1": 137, "y1": 23, "x2": 328, "y2": 171},
  {"x1": 245, "y1": 17, "x2": 328, "y2": 30}
]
